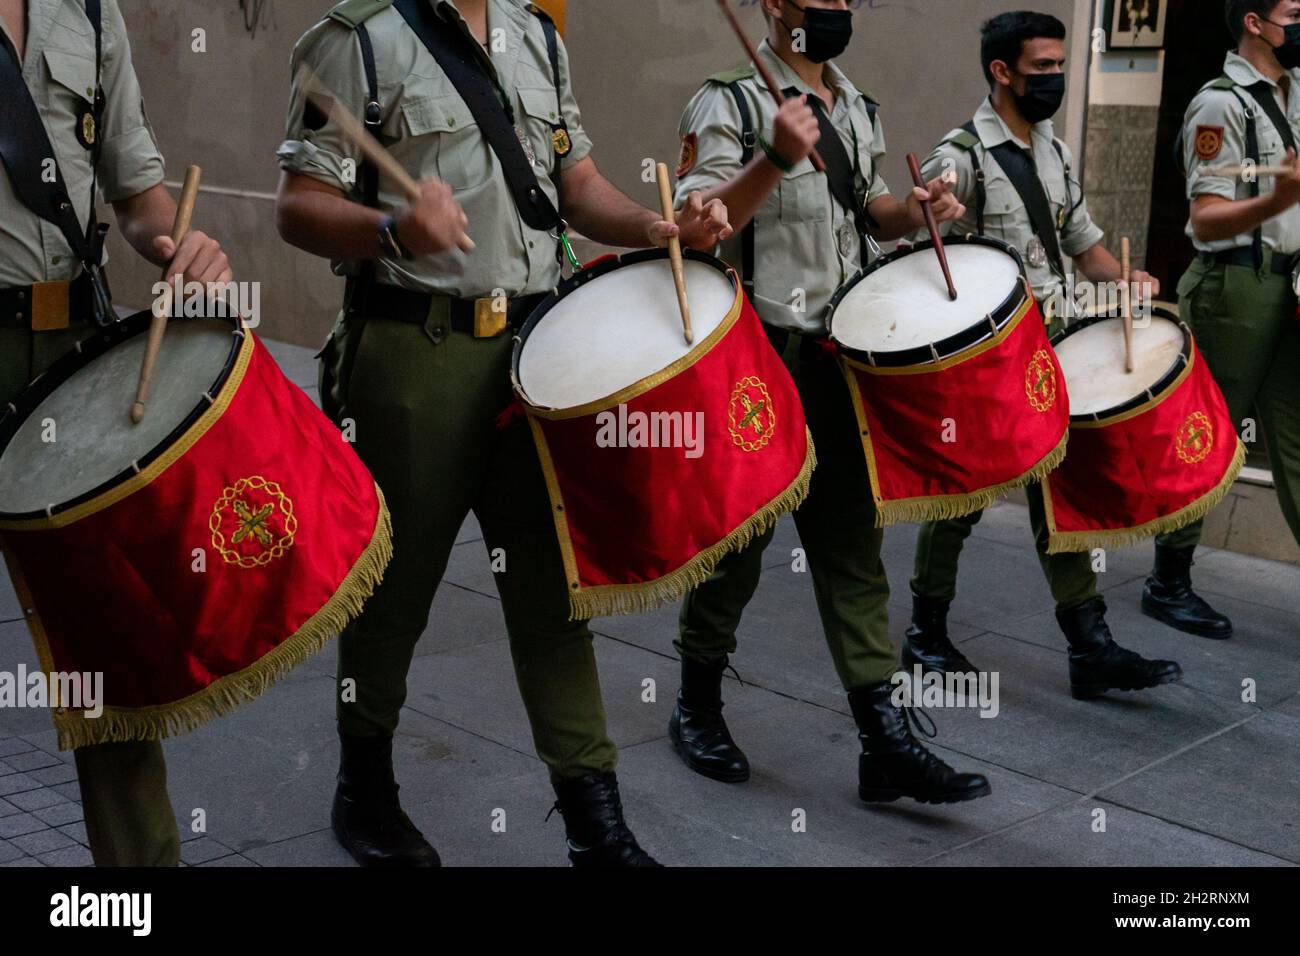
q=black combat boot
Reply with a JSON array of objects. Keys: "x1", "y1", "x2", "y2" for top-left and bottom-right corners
[
  {"x1": 332, "y1": 733, "x2": 441, "y2": 867},
  {"x1": 902, "y1": 591, "x2": 979, "y2": 676},
  {"x1": 1141, "y1": 544, "x2": 1233, "y2": 639},
  {"x1": 848, "y1": 682, "x2": 991, "y2": 805},
  {"x1": 551, "y1": 772, "x2": 661, "y2": 867},
  {"x1": 1059, "y1": 597, "x2": 1183, "y2": 700},
  {"x1": 668, "y1": 655, "x2": 750, "y2": 783}
]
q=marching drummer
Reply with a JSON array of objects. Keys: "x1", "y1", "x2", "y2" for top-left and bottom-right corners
[
  {"x1": 275, "y1": 0, "x2": 731, "y2": 867},
  {"x1": 903, "y1": 11, "x2": 1190, "y2": 693},
  {"x1": 0, "y1": 0, "x2": 231, "y2": 866},
  {"x1": 1170, "y1": 0, "x2": 1300, "y2": 566},
  {"x1": 668, "y1": 0, "x2": 993, "y2": 806}
]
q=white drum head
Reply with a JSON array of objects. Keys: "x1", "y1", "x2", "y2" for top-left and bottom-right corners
[
  {"x1": 0, "y1": 319, "x2": 236, "y2": 514},
  {"x1": 1054, "y1": 315, "x2": 1185, "y2": 417},
  {"x1": 833, "y1": 244, "x2": 1021, "y2": 354},
  {"x1": 518, "y1": 257, "x2": 736, "y2": 410}
]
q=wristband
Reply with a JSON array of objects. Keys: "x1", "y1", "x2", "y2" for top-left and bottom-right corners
[
  {"x1": 757, "y1": 134, "x2": 797, "y2": 174},
  {"x1": 378, "y1": 215, "x2": 414, "y2": 261}
]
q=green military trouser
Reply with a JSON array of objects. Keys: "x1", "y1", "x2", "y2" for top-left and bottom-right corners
[
  {"x1": 912, "y1": 306, "x2": 1099, "y2": 612},
  {"x1": 319, "y1": 304, "x2": 616, "y2": 782},
  {"x1": 1, "y1": 320, "x2": 180, "y2": 867},
  {"x1": 677, "y1": 332, "x2": 898, "y2": 691},
  {"x1": 1158, "y1": 255, "x2": 1300, "y2": 551}
]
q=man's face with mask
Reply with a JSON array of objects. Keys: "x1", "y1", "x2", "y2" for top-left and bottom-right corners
[
  {"x1": 995, "y1": 37, "x2": 1067, "y2": 124},
  {"x1": 1249, "y1": 0, "x2": 1300, "y2": 70},
  {"x1": 767, "y1": 0, "x2": 854, "y2": 64}
]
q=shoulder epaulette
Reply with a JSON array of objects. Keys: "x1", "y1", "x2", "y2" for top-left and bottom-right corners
[
  {"x1": 944, "y1": 128, "x2": 980, "y2": 151},
  {"x1": 327, "y1": 0, "x2": 394, "y2": 29},
  {"x1": 1202, "y1": 75, "x2": 1239, "y2": 92},
  {"x1": 706, "y1": 64, "x2": 756, "y2": 86}
]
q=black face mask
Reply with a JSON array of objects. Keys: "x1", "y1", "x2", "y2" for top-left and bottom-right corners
[
  {"x1": 1266, "y1": 19, "x2": 1300, "y2": 70},
  {"x1": 779, "y1": 0, "x2": 853, "y2": 64},
  {"x1": 1014, "y1": 72, "x2": 1066, "y2": 123}
]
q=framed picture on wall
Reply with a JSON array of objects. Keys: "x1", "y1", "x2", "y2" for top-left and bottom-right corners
[{"x1": 1105, "y1": 0, "x2": 1168, "y2": 49}]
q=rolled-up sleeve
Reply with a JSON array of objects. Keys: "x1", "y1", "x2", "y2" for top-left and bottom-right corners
[
  {"x1": 95, "y1": 0, "x2": 163, "y2": 202},
  {"x1": 276, "y1": 21, "x2": 367, "y2": 196},
  {"x1": 673, "y1": 83, "x2": 745, "y2": 206},
  {"x1": 865, "y1": 110, "x2": 890, "y2": 201},
  {"x1": 1184, "y1": 92, "x2": 1244, "y2": 202},
  {"x1": 555, "y1": 34, "x2": 592, "y2": 168},
  {"x1": 1058, "y1": 140, "x2": 1105, "y2": 256}
]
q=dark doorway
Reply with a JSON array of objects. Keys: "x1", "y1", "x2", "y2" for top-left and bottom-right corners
[{"x1": 1145, "y1": 0, "x2": 1234, "y2": 293}]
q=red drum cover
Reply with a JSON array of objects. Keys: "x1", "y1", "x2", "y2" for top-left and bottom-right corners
[{"x1": 0, "y1": 329, "x2": 391, "y2": 749}]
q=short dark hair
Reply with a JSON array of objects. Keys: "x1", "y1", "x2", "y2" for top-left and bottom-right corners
[
  {"x1": 980, "y1": 11, "x2": 1067, "y2": 87},
  {"x1": 1225, "y1": 0, "x2": 1285, "y2": 43}
]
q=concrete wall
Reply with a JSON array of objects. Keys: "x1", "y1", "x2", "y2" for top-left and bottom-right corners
[{"x1": 103, "y1": 0, "x2": 1087, "y2": 347}]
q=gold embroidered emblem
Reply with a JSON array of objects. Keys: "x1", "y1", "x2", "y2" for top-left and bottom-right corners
[
  {"x1": 209, "y1": 476, "x2": 297, "y2": 568},
  {"x1": 1176, "y1": 412, "x2": 1213, "y2": 465},
  {"x1": 552, "y1": 127, "x2": 573, "y2": 158},
  {"x1": 728, "y1": 377, "x2": 776, "y2": 452},
  {"x1": 1025, "y1": 350, "x2": 1058, "y2": 413}
]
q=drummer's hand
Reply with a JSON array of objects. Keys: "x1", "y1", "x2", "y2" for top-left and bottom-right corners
[
  {"x1": 651, "y1": 191, "x2": 734, "y2": 252},
  {"x1": 395, "y1": 178, "x2": 473, "y2": 255},
  {"x1": 154, "y1": 231, "x2": 232, "y2": 285},
  {"x1": 772, "y1": 94, "x2": 821, "y2": 167},
  {"x1": 1272, "y1": 148, "x2": 1300, "y2": 208},
  {"x1": 907, "y1": 175, "x2": 966, "y2": 230},
  {"x1": 1122, "y1": 269, "x2": 1160, "y2": 307}
]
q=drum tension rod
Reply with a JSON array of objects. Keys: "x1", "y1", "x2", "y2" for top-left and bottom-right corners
[
  {"x1": 202, "y1": 392, "x2": 216, "y2": 406},
  {"x1": 929, "y1": 342, "x2": 942, "y2": 364},
  {"x1": 131, "y1": 460, "x2": 141, "y2": 475},
  {"x1": 986, "y1": 314, "x2": 998, "y2": 335}
]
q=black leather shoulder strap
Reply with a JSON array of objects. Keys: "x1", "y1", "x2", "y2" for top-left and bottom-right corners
[
  {"x1": 1242, "y1": 80, "x2": 1298, "y2": 153},
  {"x1": 959, "y1": 120, "x2": 986, "y2": 237},
  {"x1": 392, "y1": 0, "x2": 560, "y2": 231},
  {"x1": 986, "y1": 139, "x2": 1065, "y2": 278},
  {"x1": 726, "y1": 80, "x2": 756, "y2": 294}
]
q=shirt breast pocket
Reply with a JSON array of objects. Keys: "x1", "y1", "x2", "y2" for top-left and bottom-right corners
[
  {"x1": 982, "y1": 176, "x2": 1029, "y2": 240},
  {"x1": 779, "y1": 162, "x2": 827, "y2": 225},
  {"x1": 42, "y1": 49, "x2": 97, "y2": 172},
  {"x1": 517, "y1": 87, "x2": 562, "y2": 176},
  {"x1": 1259, "y1": 126, "x2": 1288, "y2": 165},
  {"x1": 401, "y1": 92, "x2": 490, "y2": 193}
]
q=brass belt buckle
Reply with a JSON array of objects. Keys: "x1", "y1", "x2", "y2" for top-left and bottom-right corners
[
  {"x1": 474, "y1": 295, "x2": 508, "y2": 338},
  {"x1": 30, "y1": 281, "x2": 71, "y2": 332}
]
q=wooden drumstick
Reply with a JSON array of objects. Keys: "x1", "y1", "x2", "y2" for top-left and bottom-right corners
[
  {"x1": 1121, "y1": 236, "x2": 1135, "y2": 374},
  {"x1": 656, "y1": 163, "x2": 694, "y2": 346},
  {"x1": 907, "y1": 153, "x2": 957, "y2": 301},
  {"x1": 297, "y1": 65, "x2": 475, "y2": 254},
  {"x1": 1200, "y1": 163, "x2": 1294, "y2": 177},
  {"x1": 130, "y1": 165, "x2": 201, "y2": 425},
  {"x1": 715, "y1": 0, "x2": 827, "y2": 174}
]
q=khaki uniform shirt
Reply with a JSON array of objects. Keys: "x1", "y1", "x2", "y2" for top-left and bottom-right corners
[
  {"x1": 921, "y1": 96, "x2": 1103, "y2": 302},
  {"x1": 0, "y1": 0, "x2": 164, "y2": 287},
  {"x1": 277, "y1": 0, "x2": 592, "y2": 299},
  {"x1": 1182, "y1": 52, "x2": 1300, "y2": 255},
  {"x1": 674, "y1": 39, "x2": 890, "y2": 335}
]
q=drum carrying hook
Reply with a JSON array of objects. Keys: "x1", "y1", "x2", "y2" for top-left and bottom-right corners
[{"x1": 550, "y1": 219, "x2": 582, "y2": 274}]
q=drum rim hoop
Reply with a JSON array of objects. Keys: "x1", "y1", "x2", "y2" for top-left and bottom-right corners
[
  {"x1": 1050, "y1": 308, "x2": 1193, "y2": 426},
  {"x1": 511, "y1": 249, "x2": 743, "y2": 419},
  {"x1": 828, "y1": 234, "x2": 1029, "y2": 367},
  {"x1": 0, "y1": 313, "x2": 245, "y2": 525}
]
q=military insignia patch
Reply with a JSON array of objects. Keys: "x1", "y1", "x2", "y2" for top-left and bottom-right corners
[
  {"x1": 728, "y1": 376, "x2": 775, "y2": 452},
  {"x1": 1194, "y1": 125, "x2": 1224, "y2": 162},
  {"x1": 677, "y1": 132, "x2": 699, "y2": 178},
  {"x1": 552, "y1": 125, "x2": 573, "y2": 158},
  {"x1": 1175, "y1": 411, "x2": 1213, "y2": 465},
  {"x1": 209, "y1": 476, "x2": 298, "y2": 568},
  {"x1": 77, "y1": 111, "x2": 96, "y2": 149},
  {"x1": 1025, "y1": 350, "x2": 1058, "y2": 413}
]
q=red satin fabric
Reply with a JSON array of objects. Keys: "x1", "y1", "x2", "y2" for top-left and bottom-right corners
[
  {"x1": 1045, "y1": 342, "x2": 1240, "y2": 541},
  {"x1": 845, "y1": 298, "x2": 1070, "y2": 510},
  {"x1": 1, "y1": 335, "x2": 381, "y2": 709},
  {"x1": 530, "y1": 295, "x2": 809, "y2": 590}
]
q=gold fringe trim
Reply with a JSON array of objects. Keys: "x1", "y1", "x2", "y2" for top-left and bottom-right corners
[
  {"x1": 1046, "y1": 439, "x2": 1247, "y2": 554},
  {"x1": 873, "y1": 430, "x2": 1069, "y2": 527},
  {"x1": 567, "y1": 430, "x2": 817, "y2": 620},
  {"x1": 50, "y1": 483, "x2": 394, "y2": 751}
]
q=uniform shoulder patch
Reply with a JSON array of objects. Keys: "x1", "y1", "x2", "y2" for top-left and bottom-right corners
[
  {"x1": 327, "y1": 0, "x2": 395, "y2": 29},
  {"x1": 1195, "y1": 125, "x2": 1225, "y2": 162},
  {"x1": 677, "y1": 132, "x2": 699, "y2": 178}
]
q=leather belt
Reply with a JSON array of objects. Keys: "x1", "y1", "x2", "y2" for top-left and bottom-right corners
[
  {"x1": 765, "y1": 324, "x2": 830, "y2": 361},
  {"x1": 1203, "y1": 248, "x2": 1300, "y2": 276},
  {"x1": 0, "y1": 273, "x2": 99, "y2": 330},
  {"x1": 347, "y1": 281, "x2": 547, "y2": 337}
]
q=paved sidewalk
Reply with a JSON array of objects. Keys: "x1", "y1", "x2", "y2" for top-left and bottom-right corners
[{"x1": 1, "y1": 339, "x2": 1296, "y2": 867}]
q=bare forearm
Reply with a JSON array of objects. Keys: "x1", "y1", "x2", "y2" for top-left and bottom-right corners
[
  {"x1": 1191, "y1": 192, "x2": 1291, "y2": 243},
  {"x1": 1075, "y1": 244, "x2": 1122, "y2": 283},
  {"x1": 112, "y1": 182, "x2": 178, "y2": 266},
  {"x1": 561, "y1": 160, "x2": 659, "y2": 248},
  {"x1": 275, "y1": 173, "x2": 387, "y2": 260},
  {"x1": 867, "y1": 194, "x2": 919, "y2": 242},
  {"x1": 696, "y1": 157, "x2": 784, "y2": 234}
]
